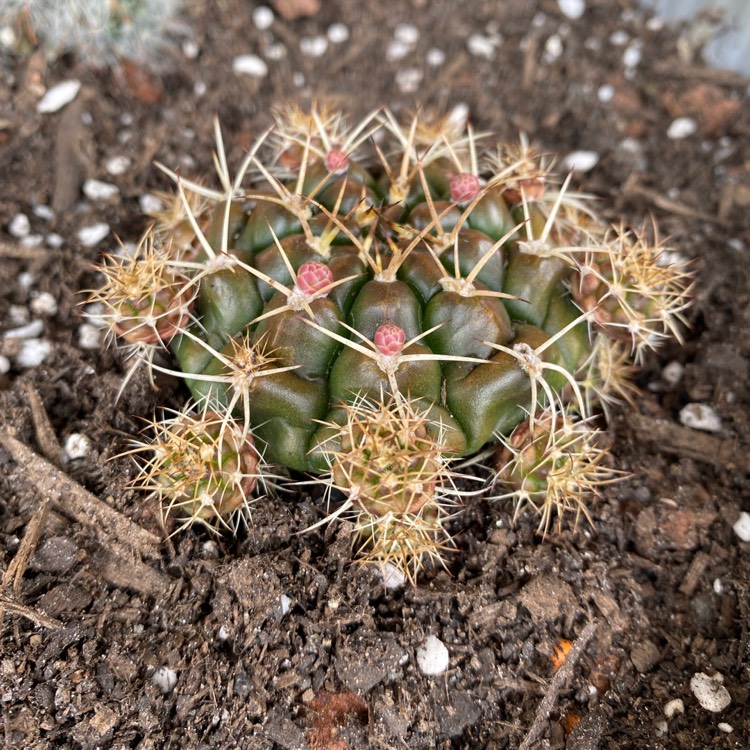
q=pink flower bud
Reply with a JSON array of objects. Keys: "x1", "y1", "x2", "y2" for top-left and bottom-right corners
[
  {"x1": 296, "y1": 261, "x2": 334, "y2": 295},
  {"x1": 325, "y1": 148, "x2": 349, "y2": 174},
  {"x1": 450, "y1": 172, "x2": 481, "y2": 204},
  {"x1": 374, "y1": 324, "x2": 405, "y2": 356}
]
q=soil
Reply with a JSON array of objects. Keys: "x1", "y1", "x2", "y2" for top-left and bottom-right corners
[{"x1": 1, "y1": 1, "x2": 749, "y2": 748}]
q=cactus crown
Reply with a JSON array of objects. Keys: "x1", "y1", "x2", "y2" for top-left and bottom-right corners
[{"x1": 94, "y1": 105, "x2": 692, "y2": 579}]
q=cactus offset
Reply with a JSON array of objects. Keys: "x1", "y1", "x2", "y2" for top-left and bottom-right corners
[{"x1": 94, "y1": 106, "x2": 692, "y2": 578}]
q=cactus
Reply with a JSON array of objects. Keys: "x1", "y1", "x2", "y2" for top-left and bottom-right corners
[{"x1": 93, "y1": 105, "x2": 692, "y2": 579}]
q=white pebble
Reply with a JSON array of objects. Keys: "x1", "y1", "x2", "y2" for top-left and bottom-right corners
[
  {"x1": 718, "y1": 723, "x2": 733, "y2": 733},
  {"x1": 679, "y1": 403, "x2": 722, "y2": 433},
  {"x1": 300, "y1": 36, "x2": 328, "y2": 58},
  {"x1": 83, "y1": 179, "x2": 120, "y2": 201},
  {"x1": 265, "y1": 43, "x2": 286, "y2": 61},
  {"x1": 4, "y1": 320, "x2": 44, "y2": 340},
  {"x1": 690, "y1": 672, "x2": 731, "y2": 713},
  {"x1": 0, "y1": 25, "x2": 16, "y2": 48},
  {"x1": 654, "y1": 719, "x2": 668, "y2": 736},
  {"x1": 0, "y1": 355, "x2": 10, "y2": 374},
  {"x1": 386, "y1": 40, "x2": 411, "y2": 62},
  {"x1": 394, "y1": 23, "x2": 419, "y2": 45},
  {"x1": 232, "y1": 54, "x2": 268, "y2": 77},
  {"x1": 46, "y1": 233, "x2": 64, "y2": 248},
  {"x1": 252, "y1": 5, "x2": 274, "y2": 30},
  {"x1": 21, "y1": 234, "x2": 43, "y2": 248},
  {"x1": 416, "y1": 635, "x2": 449, "y2": 676},
  {"x1": 139, "y1": 194, "x2": 164, "y2": 214},
  {"x1": 664, "y1": 698, "x2": 684, "y2": 718},
  {"x1": 279, "y1": 594, "x2": 292, "y2": 616},
  {"x1": 544, "y1": 34, "x2": 564, "y2": 62},
  {"x1": 77, "y1": 323, "x2": 102, "y2": 350},
  {"x1": 327, "y1": 23, "x2": 349, "y2": 44},
  {"x1": 15, "y1": 339, "x2": 52, "y2": 368},
  {"x1": 623, "y1": 41, "x2": 642, "y2": 69},
  {"x1": 30, "y1": 292, "x2": 58, "y2": 316},
  {"x1": 216, "y1": 624, "x2": 231, "y2": 641},
  {"x1": 562, "y1": 150, "x2": 599, "y2": 172},
  {"x1": 447, "y1": 103, "x2": 470, "y2": 131},
  {"x1": 8, "y1": 213, "x2": 30, "y2": 238},
  {"x1": 713, "y1": 578, "x2": 723, "y2": 594},
  {"x1": 557, "y1": 0, "x2": 585, "y2": 20},
  {"x1": 661, "y1": 360, "x2": 684, "y2": 386},
  {"x1": 105, "y1": 156, "x2": 130, "y2": 176},
  {"x1": 37, "y1": 80, "x2": 81, "y2": 113},
  {"x1": 32, "y1": 204, "x2": 54, "y2": 221},
  {"x1": 609, "y1": 30, "x2": 630, "y2": 46},
  {"x1": 292, "y1": 72, "x2": 305, "y2": 88},
  {"x1": 77, "y1": 223, "x2": 110, "y2": 247},
  {"x1": 597, "y1": 84, "x2": 615, "y2": 103},
  {"x1": 194, "y1": 80, "x2": 207, "y2": 97},
  {"x1": 426, "y1": 48, "x2": 446, "y2": 66},
  {"x1": 468, "y1": 33, "x2": 498, "y2": 60},
  {"x1": 667, "y1": 117, "x2": 697, "y2": 140},
  {"x1": 395, "y1": 67, "x2": 423, "y2": 94},
  {"x1": 378, "y1": 562, "x2": 406, "y2": 590},
  {"x1": 733, "y1": 512, "x2": 750, "y2": 542},
  {"x1": 18, "y1": 272, "x2": 35, "y2": 290},
  {"x1": 64, "y1": 433, "x2": 91, "y2": 460},
  {"x1": 151, "y1": 667, "x2": 178, "y2": 694},
  {"x1": 182, "y1": 39, "x2": 199, "y2": 59}
]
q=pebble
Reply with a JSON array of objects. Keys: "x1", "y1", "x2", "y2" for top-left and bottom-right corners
[
  {"x1": 4, "y1": 320, "x2": 44, "y2": 340},
  {"x1": 661, "y1": 360, "x2": 684, "y2": 386},
  {"x1": 557, "y1": 0, "x2": 585, "y2": 20},
  {"x1": 378, "y1": 562, "x2": 406, "y2": 590},
  {"x1": 732, "y1": 512, "x2": 750, "y2": 542},
  {"x1": 718, "y1": 723, "x2": 733, "y2": 733},
  {"x1": 300, "y1": 35, "x2": 328, "y2": 58},
  {"x1": 623, "y1": 41, "x2": 642, "y2": 68},
  {"x1": 679, "y1": 403, "x2": 722, "y2": 432},
  {"x1": 327, "y1": 23, "x2": 349, "y2": 44},
  {"x1": 562, "y1": 150, "x2": 599, "y2": 172},
  {"x1": 139, "y1": 194, "x2": 163, "y2": 214},
  {"x1": 77, "y1": 223, "x2": 110, "y2": 247},
  {"x1": 15, "y1": 339, "x2": 52, "y2": 368},
  {"x1": 64, "y1": 433, "x2": 91, "y2": 461},
  {"x1": 394, "y1": 23, "x2": 419, "y2": 45},
  {"x1": 664, "y1": 698, "x2": 684, "y2": 718},
  {"x1": 83, "y1": 179, "x2": 120, "y2": 201},
  {"x1": 609, "y1": 30, "x2": 630, "y2": 46},
  {"x1": 468, "y1": 33, "x2": 500, "y2": 60},
  {"x1": 667, "y1": 117, "x2": 697, "y2": 140},
  {"x1": 32, "y1": 204, "x2": 54, "y2": 221},
  {"x1": 689, "y1": 672, "x2": 731, "y2": 713},
  {"x1": 151, "y1": 667, "x2": 178, "y2": 695},
  {"x1": 265, "y1": 43, "x2": 286, "y2": 61},
  {"x1": 77, "y1": 324, "x2": 102, "y2": 350},
  {"x1": 279, "y1": 594, "x2": 292, "y2": 616},
  {"x1": 416, "y1": 635, "x2": 449, "y2": 676},
  {"x1": 597, "y1": 84, "x2": 615, "y2": 102},
  {"x1": 46, "y1": 233, "x2": 64, "y2": 248},
  {"x1": 182, "y1": 39, "x2": 199, "y2": 59},
  {"x1": 387, "y1": 40, "x2": 411, "y2": 62},
  {"x1": 252, "y1": 5, "x2": 274, "y2": 30},
  {"x1": 30, "y1": 292, "x2": 58, "y2": 316},
  {"x1": 105, "y1": 156, "x2": 130, "y2": 176},
  {"x1": 37, "y1": 80, "x2": 81, "y2": 113},
  {"x1": 713, "y1": 578, "x2": 723, "y2": 594},
  {"x1": 0, "y1": 356, "x2": 10, "y2": 375},
  {"x1": 395, "y1": 68, "x2": 423, "y2": 94},
  {"x1": 0, "y1": 25, "x2": 16, "y2": 48},
  {"x1": 544, "y1": 34, "x2": 564, "y2": 62},
  {"x1": 8, "y1": 213, "x2": 30, "y2": 238},
  {"x1": 426, "y1": 48, "x2": 446, "y2": 66},
  {"x1": 232, "y1": 54, "x2": 268, "y2": 77},
  {"x1": 21, "y1": 234, "x2": 43, "y2": 248}
]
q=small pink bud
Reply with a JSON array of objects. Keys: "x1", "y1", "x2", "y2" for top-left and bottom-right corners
[
  {"x1": 374, "y1": 324, "x2": 405, "y2": 356},
  {"x1": 450, "y1": 172, "x2": 481, "y2": 204},
  {"x1": 325, "y1": 148, "x2": 349, "y2": 174},
  {"x1": 296, "y1": 261, "x2": 334, "y2": 295}
]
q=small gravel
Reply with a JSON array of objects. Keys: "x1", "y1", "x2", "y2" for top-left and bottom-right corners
[
  {"x1": 689, "y1": 672, "x2": 731, "y2": 713},
  {"x1": 732, "y1": 512, "x2": 750, "y2": 542},
  {"x1": 232, "y1": 54, "x2": 268, "y2": 77},
  {"x1": 667, "y1": 117, "x2": 697, "y2": 140},
  {"x1": 416, "y1": 635, "x2": 449, "y2": 676},
  {"x1": 77, "y1": 223, "x2": 110, "y2": 247},
  {"x1": 679, "y1": 403, "x2": 722, "y2": 432},
  {"x1": 37, "y1": 80, "x2": 81, "y2": 113}
]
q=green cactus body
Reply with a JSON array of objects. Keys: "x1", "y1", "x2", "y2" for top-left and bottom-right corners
[{"x1": 98, "y1": 107, "x2": 692, "y2": 575}]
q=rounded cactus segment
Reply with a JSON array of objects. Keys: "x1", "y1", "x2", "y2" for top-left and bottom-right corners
[{"x1": 93, "y1": 106, "x2": 693, "y2": 579}]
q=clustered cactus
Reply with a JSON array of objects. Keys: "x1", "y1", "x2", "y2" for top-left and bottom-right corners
[{"x1": 92, "y1": 105, "x2": 692, "y2": 580}]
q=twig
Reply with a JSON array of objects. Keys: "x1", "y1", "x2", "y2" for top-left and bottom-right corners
[
  {"x1": 0, "y1": 429, "x2": 171, "y2": 598},
  {"x1": 22, "y1": 383, "x2": 63, "y2": 466},
  {"x1": 0, "y1": 595, "x2": 61, "y2": 629},
  {"x1": 518, "y1": 620, "x2": 598, "y2": 750}
]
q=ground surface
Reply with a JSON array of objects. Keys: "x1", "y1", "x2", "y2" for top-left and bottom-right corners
[{"x1": 0, "y1": 1, "x2": 749, "y2": 748}]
